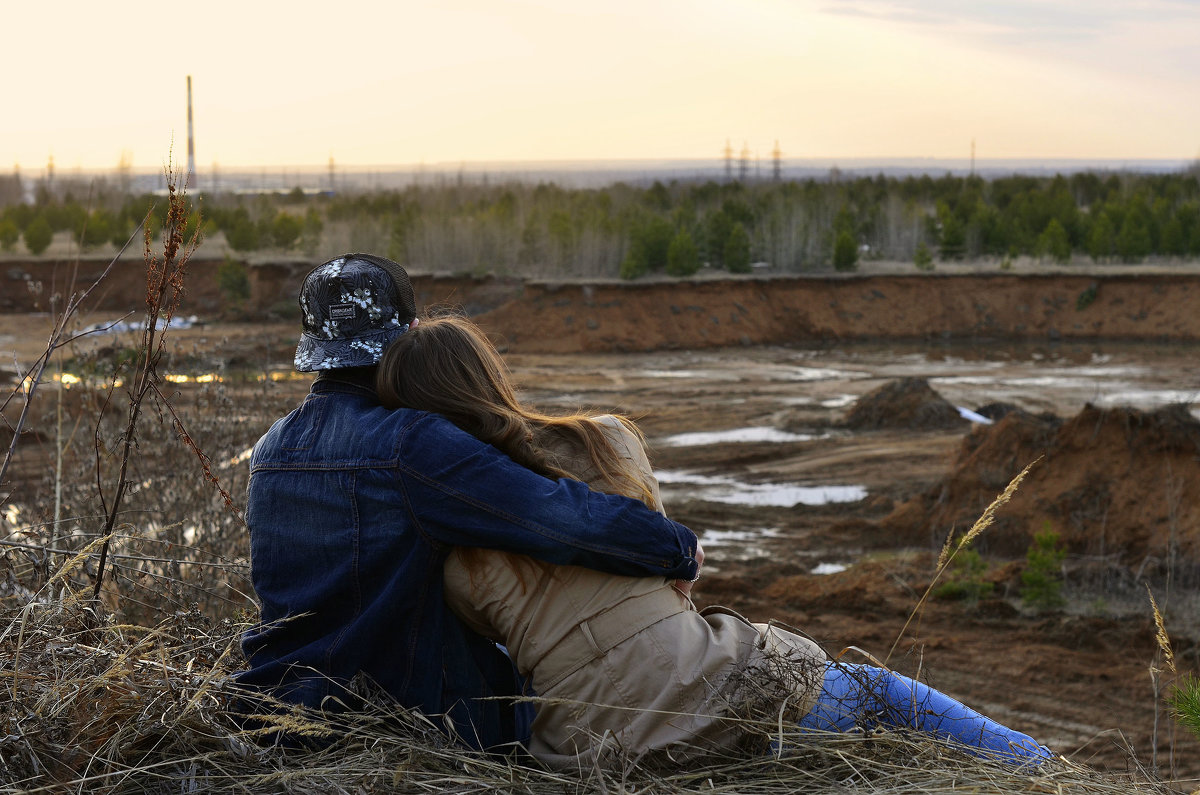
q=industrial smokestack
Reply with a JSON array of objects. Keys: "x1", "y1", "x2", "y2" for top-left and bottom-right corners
[{"x1": 186, "y1": 76, "x2": 196, "y2": 189}]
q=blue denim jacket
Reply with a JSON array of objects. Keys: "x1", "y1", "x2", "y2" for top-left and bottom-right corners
[{"x1": 238, "y1": 375, "x2": 699, "y2": 749}]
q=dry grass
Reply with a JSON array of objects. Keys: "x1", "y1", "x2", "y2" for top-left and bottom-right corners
[
  {"x1": 0, "y1": 591, "x2": 1173, "y2": 794},
  {"x1": 4, "y1": 401, "x2": 1178, "y2": 792}
]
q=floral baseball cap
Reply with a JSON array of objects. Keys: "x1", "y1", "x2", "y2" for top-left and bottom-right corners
[{"x1": 294, "y1": 253, "x2": 417, "y2": 372}]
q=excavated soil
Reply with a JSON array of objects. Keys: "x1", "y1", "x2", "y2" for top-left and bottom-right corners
[
  {"x1": 880, "y1": 403, "x2": 1200, "y2": 568},
  {"x1": 4, "y1": 268, "x2": 1200, "y2": 785},
  {"x1": 841, "y1": 376, "x2": 968, "y2": 430}
]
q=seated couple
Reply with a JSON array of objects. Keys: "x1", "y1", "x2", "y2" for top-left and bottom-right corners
[{"x1": 239, "y1": 253, "x2": 1052, "y2": 769}]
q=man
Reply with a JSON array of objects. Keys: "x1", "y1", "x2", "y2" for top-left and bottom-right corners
[{"x1": 238, "y1": 253, "x2": 700, "y2": 750}]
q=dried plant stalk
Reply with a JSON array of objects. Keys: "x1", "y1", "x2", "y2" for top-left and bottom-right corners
[{"x1": 888, "y1": 456, "x2": 1041, "y2": 664}]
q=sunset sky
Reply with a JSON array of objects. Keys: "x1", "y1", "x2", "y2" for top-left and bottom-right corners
[{"x1": 6, "y1": 0, "x2": 1199, "y2": 173}]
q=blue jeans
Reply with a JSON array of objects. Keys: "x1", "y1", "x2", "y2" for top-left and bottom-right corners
[{"x1": 797, "y1": 662, "x2": 1052, "y2": 764}]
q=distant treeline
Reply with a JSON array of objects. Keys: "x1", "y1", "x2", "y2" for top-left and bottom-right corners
[{"x1": 3, "y1": 170, "x2": 1199, "y2": 277}]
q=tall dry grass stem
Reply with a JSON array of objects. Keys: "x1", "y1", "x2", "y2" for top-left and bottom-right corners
[
  {"x1": 1146, "y1": 585, "x2": 1178, "y2": 777},
  {"x1": 886, "y1": 456, "x2": 1041, "y2": 665},
  {"x1": 90, "y1": 172, "x2": 196, "y2": 602},
  {"x1": 88, "y1": 168, "x2": 242, "y2": 606}
]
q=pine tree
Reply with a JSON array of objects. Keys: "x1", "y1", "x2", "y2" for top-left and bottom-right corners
[
  {"x1": 1116, "y1": 211, "x2": 1152, "y2": 262},
  {"x1": 724, "y1": 223, "x2": 751, "y2": 273},
  {"x1": 913, "y1": 241, "x2": 934, "y2": 271},
  {"x1": 666, "y1": 230, "x2": 700, "y2": 277},
  {"x1": 23, "y1": 215, "x2": 52, "y2": 255},
  {"x1": 1036, "y1": 219, "x2": 1071, "y2": 264},
  {"x1": 0, "y1": 219, "x2": 19, "y2": 251},
  {"x1": 1086, "y1": 213, "x2": 1115, "y2": 262},
  {"x1": 271, "y1": 212, "x2": 303, "y2": 249},
  {"x1": 704, "y1": 210, "x2": 733, "y2": 268},
  {"x1": 833, "y1": 229, "x2": 858, "y2": 271}
]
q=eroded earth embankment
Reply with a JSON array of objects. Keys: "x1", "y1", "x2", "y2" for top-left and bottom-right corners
[{"x1": 7, "y1": 257, "x2": 1200, "y2": 351}]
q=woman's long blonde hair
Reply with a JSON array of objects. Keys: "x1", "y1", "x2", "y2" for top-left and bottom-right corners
[{"x1": 375, "y1": 315, "x2": 655, "y2": 508}]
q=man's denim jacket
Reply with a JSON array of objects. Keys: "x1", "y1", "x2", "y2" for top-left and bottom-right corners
[{"x1": 238, "y1": 376, "x2": 699, "y2": 749}]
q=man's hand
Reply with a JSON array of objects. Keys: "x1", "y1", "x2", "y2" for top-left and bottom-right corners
[{"x1": 673, "y1": 540, "x2": 705, "y2": 597}]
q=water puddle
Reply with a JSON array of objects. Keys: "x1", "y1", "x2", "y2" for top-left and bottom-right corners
[
  {"x1": 260, "y1": 369, "x2": 309, "y2": 382},
  {"x1": 23, "y1": 370, "x2": 227, "y2": 391},
  {"x1": 699, "y1": 526, "x2": 779, "y2": 547},
  {"x1": 657, "y1": 470, "x2": 867, "y2": 507},
  {"x1": 660, "y1": 427, "x2": 825, "y2": 446},
  {"x1": 637, "y1": 369, "x2": 734, "y2": 381},
  {"x1": 165, "y1": 373, "x2": 223, "y2": 384},
  {"x1": 773, "y1": 367, "x2": 862, "y2": 382},
  {"x1": 81, "y1": 315, "x2": 202, "y2": 335},
  {"x1": 1047, "y1": 365, "x2": 1149, "y2": 378},
  {"x1": 778, "y1": 394, "x2": 858, "y2": 409},
  {"x1": 933, "y1": 373, "x2": 1196, "y2": 412},
  {"x1": 933, "y1": 375, "x2": 1114, "y2": 389},
  {"x1": 821, "y1": 394, "x2": 858, "y2": 408},
  {"x1": 1096, "y1": 389, "x2": 1199, "y2": 407},
  {"x1": 956, "y1": 406, "x2": 994, "y2": 424}
]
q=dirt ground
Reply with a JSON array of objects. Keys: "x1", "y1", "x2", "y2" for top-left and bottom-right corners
[
  {"x1": 505, "y1": 342, "x2": 1200, "y2": 784},
  {"x1": 3, "y1": 306, "x2": 1200, "y2": 785}
]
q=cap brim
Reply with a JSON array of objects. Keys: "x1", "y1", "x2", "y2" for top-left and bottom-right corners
[{"x1": 293, "y1": 324, "x2": 410, "y2": 372}]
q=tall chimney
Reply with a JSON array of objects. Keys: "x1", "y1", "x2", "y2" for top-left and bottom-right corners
[{"x1": 186, "y1": 76, "x2": 196, "y2": 189}]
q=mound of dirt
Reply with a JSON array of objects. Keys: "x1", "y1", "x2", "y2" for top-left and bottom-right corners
[
  {"x1": 841, "y1": 378, "x2": 967, "y2": 431},
  {"x1": 877, "y1": 403, "x2": 1200, "y2": 571}
]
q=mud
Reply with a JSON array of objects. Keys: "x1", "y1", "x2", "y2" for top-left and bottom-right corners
[
  {"x1": 4, "y1": 271, "x2": 1200, "y2": 784},
  {"x1": 501, "y1": 342, "x2": 1200, "y2": 782}
]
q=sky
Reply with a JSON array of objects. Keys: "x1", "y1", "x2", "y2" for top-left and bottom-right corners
[{"x1": 5, "y1": 0, "x2": 1199, "y2": 173}]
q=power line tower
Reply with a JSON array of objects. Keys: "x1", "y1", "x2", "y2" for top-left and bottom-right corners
[
  {"x1": 738, "y1": 141, "x2": 750, "y2": 182},
  {"x1": 771, "y1": 140, "x2": 782, "y2": 181},
  {"x1": 723, "y1": 139, "x2": 733, "y2": 182},
  {"x1": 328, "y1": 154, "x2": 336, "y2": 193},
  {"x1": 186, "y1": 76, "x2": 197, "y2": 189},
  {"x1": 117, "y1": 150, "x2": 133, "y2": 195}
]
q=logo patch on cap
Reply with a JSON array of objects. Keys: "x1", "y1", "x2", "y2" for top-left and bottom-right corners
[{"x1": 328, "y1": 303, "x2": 357, "y2": 322}]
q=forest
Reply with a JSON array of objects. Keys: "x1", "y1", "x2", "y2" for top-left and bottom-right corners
[{"x1": 2, "y1": 168, "x2": 1199, "y2": 278}]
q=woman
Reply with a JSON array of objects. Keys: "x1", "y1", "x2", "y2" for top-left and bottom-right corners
[{"x1": 376, "y1": 316, "x2": 1052, "y2": 769}]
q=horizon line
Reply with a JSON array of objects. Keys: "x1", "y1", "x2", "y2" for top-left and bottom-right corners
[{"x1": 12, "y1": 154, "x2": 1198, "y2": 177}]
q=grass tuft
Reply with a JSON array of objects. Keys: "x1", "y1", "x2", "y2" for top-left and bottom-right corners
[{"x1": 0, "y1": 595, "x2": 1172, "y2": 794}]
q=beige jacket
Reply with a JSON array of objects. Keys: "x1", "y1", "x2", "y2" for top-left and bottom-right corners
[{"x1": 443, "y1": 416, "x2": 826, "y2": 768}]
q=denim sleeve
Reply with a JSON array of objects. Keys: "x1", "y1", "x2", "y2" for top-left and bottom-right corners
[{"x1": 395, "y1": 414, "x2": 699, "y2": 580}]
